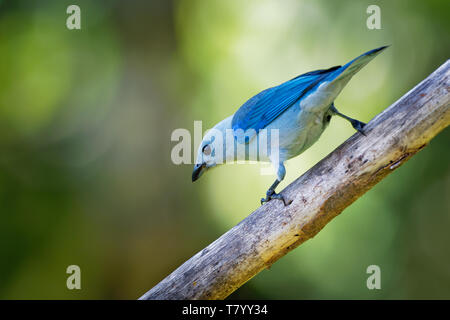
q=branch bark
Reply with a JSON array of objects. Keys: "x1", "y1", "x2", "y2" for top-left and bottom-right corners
[{"x1": 140, "y1": 60, "x2": 450, "y2": 300}]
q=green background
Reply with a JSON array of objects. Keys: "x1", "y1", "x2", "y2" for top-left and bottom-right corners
[{"x1": 0, "y1": 0, "x2": 449, "y2": 299}]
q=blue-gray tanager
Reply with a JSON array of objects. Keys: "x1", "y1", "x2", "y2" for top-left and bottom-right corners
[{"x1": 192, "y1": 46, "x2": 387, "y2": 205}]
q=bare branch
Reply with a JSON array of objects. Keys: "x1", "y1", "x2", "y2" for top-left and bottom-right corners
[{"x1": 140, "y1": 60, "x2": 450, "y2": 300}]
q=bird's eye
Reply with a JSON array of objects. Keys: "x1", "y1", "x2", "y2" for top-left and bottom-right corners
[{"x1": 202, "y1": 144, "x2": 211, "y2": 156}]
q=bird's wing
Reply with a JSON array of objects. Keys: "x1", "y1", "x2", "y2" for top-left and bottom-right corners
[{"x1": 231, "y1": 66, "x2": 340, "y2": 143}]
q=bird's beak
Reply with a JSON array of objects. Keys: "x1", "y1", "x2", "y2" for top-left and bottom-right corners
[{"x1": 192, "y1": 163, "x2": 206, "y2": 182}]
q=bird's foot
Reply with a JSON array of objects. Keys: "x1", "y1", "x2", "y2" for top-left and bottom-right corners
[
  {"x1": 261, "y1": 189, "x2": 291, "y2": 206},
  {"x1": 351, "y1": 120, "x2": 367, "y2": 136}
]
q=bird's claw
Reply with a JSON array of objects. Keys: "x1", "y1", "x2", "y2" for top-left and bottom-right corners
[
  {"x1": 261, "y1": 190, "x2": 291, "y2": 206},
  {"x1": 351, "y1": 120, "x2": 366, "y2": 136},
  {"x1": 261, "y1": 189, "x2": 275, "y2": 205}
]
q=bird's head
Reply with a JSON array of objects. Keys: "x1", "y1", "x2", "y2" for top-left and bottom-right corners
[{"x1": 192, "y1": 117, "x2": 232, "y2": 182}]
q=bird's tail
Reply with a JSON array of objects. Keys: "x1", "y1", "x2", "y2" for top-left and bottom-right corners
[{"x1": 327, "y1": 46, "x2": 388, "y2": 84}]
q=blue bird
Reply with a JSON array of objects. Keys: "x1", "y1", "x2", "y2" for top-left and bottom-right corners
[{"x1": 192, "y1": 46, "x2": 388, "y2": 205}]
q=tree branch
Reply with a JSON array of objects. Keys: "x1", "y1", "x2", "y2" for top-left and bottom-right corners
[{"x1": 140, "y1": 60, "x2": 450, "y2": 300}]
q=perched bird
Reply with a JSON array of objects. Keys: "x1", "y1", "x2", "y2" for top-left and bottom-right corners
[{"x1": 192, "y1": 46, "x2": 388, "y2": 205}]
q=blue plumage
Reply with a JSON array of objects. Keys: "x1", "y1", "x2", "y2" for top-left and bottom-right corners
[
  {"x1": 231, "y1": 66, "x2": 340, "y2": 142},
  {"x1": 193, "y1": 46, "x2": 388, "y2": 205},
  {"x1": 231, "y1": 46, "x2": 388, "y2": 143}
]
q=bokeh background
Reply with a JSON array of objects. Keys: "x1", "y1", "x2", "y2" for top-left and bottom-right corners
[{"x1": 0, "y1": 0, "x2": 449, "y2": 299}]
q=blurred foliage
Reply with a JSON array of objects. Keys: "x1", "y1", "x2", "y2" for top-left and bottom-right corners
[{"x1": 0, "y1": 0, "x2": 448, "y2": 299}]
